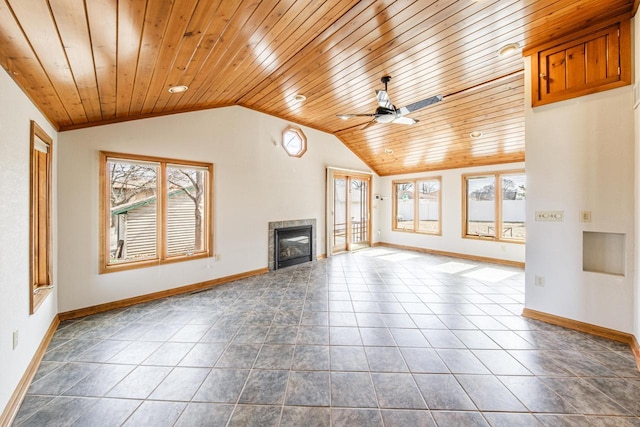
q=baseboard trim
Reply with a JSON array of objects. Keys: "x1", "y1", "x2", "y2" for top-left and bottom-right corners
[
  {"x1": 0, "y1": 315, "x2": 59, "y2": 427},
  {"x1": 59, "y1": 267, "x2": 269, "y2": 321},
  {"x1": 373, "y1": 242, "x2": 525, "y2": 268},
  {"x1": 522, "y1": 308, "x2": 640, "y2": 370},
  {"x1": 631, "y1": 335, "x2": 640, "y2": 371}
]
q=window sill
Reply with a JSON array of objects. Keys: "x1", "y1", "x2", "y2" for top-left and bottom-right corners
[
  {"x1": 101, "y1": 252, "x2": 212, "y2": 274},
  {"x1": 31, "y1": 286, "x2": 53, "y2": 314},
  {"x1": 463, "y1": 235, "x2": 525, "y2": 244},
  {"x1": 393, "y1": 228, "x2": 441, "y2": 236}
]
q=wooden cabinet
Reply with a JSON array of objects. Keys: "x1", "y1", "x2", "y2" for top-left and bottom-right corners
[{"x1": 528, "y1": 18, "x2": 630, "y2": 107}]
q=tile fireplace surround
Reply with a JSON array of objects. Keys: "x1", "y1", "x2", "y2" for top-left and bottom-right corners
[{"x1": 268, "y1": 219, "x2": 317, "y2": 271}]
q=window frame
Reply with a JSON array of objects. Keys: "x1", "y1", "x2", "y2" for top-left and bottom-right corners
[
  {"x1": 282, "y1": 125, "x2": 307, "y2": 157},
  {"x1": 392, "y1": 176, "x2": 442, "y2": 235},
  {"x1": 30, "y1": 121, "x2": 54, "y2": 314},
  {"x1": 100, "y1": 151, "x2": 214, "y2": 274},
  {"x1": 462, "y1": 169, "x2": 525, "y2": 244}
]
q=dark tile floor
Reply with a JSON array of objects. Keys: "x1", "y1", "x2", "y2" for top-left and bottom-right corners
[{"x1": 13, "y1": 248, "x2": 640, "y2": 426}]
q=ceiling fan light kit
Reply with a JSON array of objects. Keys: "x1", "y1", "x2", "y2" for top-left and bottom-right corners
[{"x1": 337, "y1": 75, "x2": 443, "y2": 129}]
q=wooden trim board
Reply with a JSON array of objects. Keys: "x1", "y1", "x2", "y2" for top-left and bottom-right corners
[
  {"x1": 0, "y1": 315, "x2": 59, "y2": 427},
  {"x1": 59, "y1": 267, "x2": 268, "y2": 321},
  {"x1": 523, "y1": 308, "x2": 639, "y2": 371},
  {"x1": 373, "y1": 242, "x2": 525, "y2": 268},
  {"x1": 630, "y1": 335, "x2": 640, "y2": 371},
  {"x1": 522, "y1": 308, "x2": 633, "y2": 343}
]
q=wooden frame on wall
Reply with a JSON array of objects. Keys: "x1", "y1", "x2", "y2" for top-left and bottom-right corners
[
  {"x1": 392, "y1": 176, "x2": 442, "y2": 235},
  {"x1": 461, "y1": 169, "x2": 526, "y2": 244},
  {"x1": 326, "y1": 168, "x2": 373, "y2": 255},
  {"x1": 29, "y1": 121, "x2": 54, "y2": 314},
  {"x1": 99, "y1": 151, "x2": 214, "y2": 274}
]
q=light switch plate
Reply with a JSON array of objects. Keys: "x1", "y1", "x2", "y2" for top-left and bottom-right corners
[{"x1": 535, "y1": 210, "x2": 563, "y2": 222}]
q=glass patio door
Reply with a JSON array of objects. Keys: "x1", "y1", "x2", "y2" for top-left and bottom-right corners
[
  {"x1": 349, "y1": 177, "x2": 369, "y2": 250},
  {"x1": 329, "y1": 171, "x2": 371, "y2": 254},
  {"x1": 333, "y1": 176, "x2": 348, "y2": 253}
]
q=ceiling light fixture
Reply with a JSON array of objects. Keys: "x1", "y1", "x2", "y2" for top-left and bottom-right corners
[
  {"x1": 498, "y1": 43, "x2": 520, "y2": 57},
  {"x1": 168, "y1": 85, "x2": 188, "y2": 94},
  {"x1": 469, "y1": 131, "x2": 483, "y2": 139},
  {"x1": 294, "y1": 94, "x2": 307, "y2": 102},
  {"x1": 337, "y1": 114, "x2": 350, "y2": 120},
  {"x1": 384, "y1": 149, "x2": 394, "y2": 154}
]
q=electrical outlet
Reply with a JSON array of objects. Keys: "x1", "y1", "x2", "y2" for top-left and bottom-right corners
[
  {"x1": 12, "y1": 330, "x2": 18, "y2": 350},
  {"x1": 215, "y1": 253, "x2": 221, "y2": 261},
  {"x1": 534, "y1": 275, "x2": 545, "y2": 287}
]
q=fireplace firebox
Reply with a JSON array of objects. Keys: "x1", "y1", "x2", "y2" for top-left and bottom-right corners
[{"x1": 275, "y1": 225, "x2": 312, "y2": 269}]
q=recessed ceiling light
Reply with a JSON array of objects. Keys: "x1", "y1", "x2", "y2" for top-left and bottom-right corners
[
  {"x1": 469, "y1": 131, "x2": 483, "y2": 139},
  {"x1": 337, "y1": 114, "x2": 350, "y2": 120},
  {"x1": 294, "y1": 94, "x2": 307, "y2": 102},
  {"x1": 168, "y1": 85, "x2": 188, "y2": 94},
  {"x1": 498, "y1": 43, "x2": 520, "y2": 57},
  {"x1": 384, "y1": 149, "x2": 394, "y2": 154}
]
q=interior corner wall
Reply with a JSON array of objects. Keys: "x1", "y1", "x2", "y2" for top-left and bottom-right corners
[
  {"x1": 633, "y1": 16, "x2": 640, "y2": 341},
  {"x1": 524, "y1": 56, "x2": 635, "y2": 333},
  {"x1": 57, "y1": 106, "x2": 373, "y2": 313},
  {"x1": 0, "y1": 70, "x2": 58, "y2": 414},
  {"x1": 376, "y1": 164, "x2": 526, "y2": 264}
]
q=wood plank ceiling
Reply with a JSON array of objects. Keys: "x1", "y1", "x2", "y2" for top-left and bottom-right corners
[{"x1": 0, "y1": 0, "x2": 633, "y2": 176}]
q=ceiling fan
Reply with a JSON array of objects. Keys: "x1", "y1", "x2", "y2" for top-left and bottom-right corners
[{"x1": 337, "y1": 76, "x2": 443, "y2": 129}]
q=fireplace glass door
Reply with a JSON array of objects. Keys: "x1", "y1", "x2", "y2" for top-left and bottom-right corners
[{"x1": 331, "y1": 172, "x2": 371, "y2": 254}]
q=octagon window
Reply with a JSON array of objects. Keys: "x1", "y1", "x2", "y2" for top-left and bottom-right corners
[{"x1": 282, "y1": 126, "x2": 307, "y2": 157}]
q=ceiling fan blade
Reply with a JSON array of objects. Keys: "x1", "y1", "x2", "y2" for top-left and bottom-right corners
[
  {"x1": 397, "y1": 94, "x2": 443, "y2": 115},
  {"x1": 376, "y1": 90, "x2": 393, "y2": 110},
  {"x1": 392, "y1": 116, "x2": 417, "y2": 125},
  {"x1": 336, "y1": 113, "x2": 376, "y2": 120},
  {"x1": 361, "y1": 119, "x2": 378, "y2": 130}
]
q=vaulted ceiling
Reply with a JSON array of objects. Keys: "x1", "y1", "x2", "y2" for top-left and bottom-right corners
[{"x1": 0, "y1": 0, "x2": 633, "y2": 175}]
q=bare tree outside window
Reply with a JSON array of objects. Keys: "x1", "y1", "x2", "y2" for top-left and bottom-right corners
[
  {"x1": 167, "y1": 166, "x2": 206, "y2": 255},
  {"x1": 101, "y1": 152, "x2": 213, "y2": 273},
  {"x1": 110, "y1": 162, "x2": 157, "y2": 207},
  {"x1": 108, "y1": 160, "x2": 158, "y2": 262}
]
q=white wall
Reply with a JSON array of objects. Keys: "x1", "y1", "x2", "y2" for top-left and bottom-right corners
[
  {"x1": 0, "y1": 70, "x2": 58, "y2": 414},
  {"x1": 525, "y1": 56, "x2": 635, "y2": 333},
  {"x1": 376, "y1": 164, "x2": 526, "y2": 264},
  {"x1": 57, "y1": 107, "x2": 372, "y2": 312}
]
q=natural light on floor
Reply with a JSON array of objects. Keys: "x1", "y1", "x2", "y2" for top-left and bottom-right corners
[
  {"x1": 463, "y1": 266, "x2": 519, "y2": 282},
  {"x1": 360, "y1": 249, "x2": 519, "y2": 283},
  {"x1": 360, "y1": 249, "x2": 396, "y2": 257},
  {"x1": 430, "y1": 261, "x2": 477, "y2": 274},
  {"x1": 359, "y1": 248, "x2": 421, "y2": 261},
  {"x1": 377, "y1": 252, "x2": 421, "y2": 262}
]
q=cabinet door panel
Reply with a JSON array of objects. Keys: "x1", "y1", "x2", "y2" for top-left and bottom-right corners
[
  {"x1": 585, "y1": 36, "x2": 607, "y2": 83},
  {"x1": 532, "y1": 19, "x2": 629, "y2": 107},
  {"x1": 566, "y1": 45, "x2": 585, "y2": 89}
]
